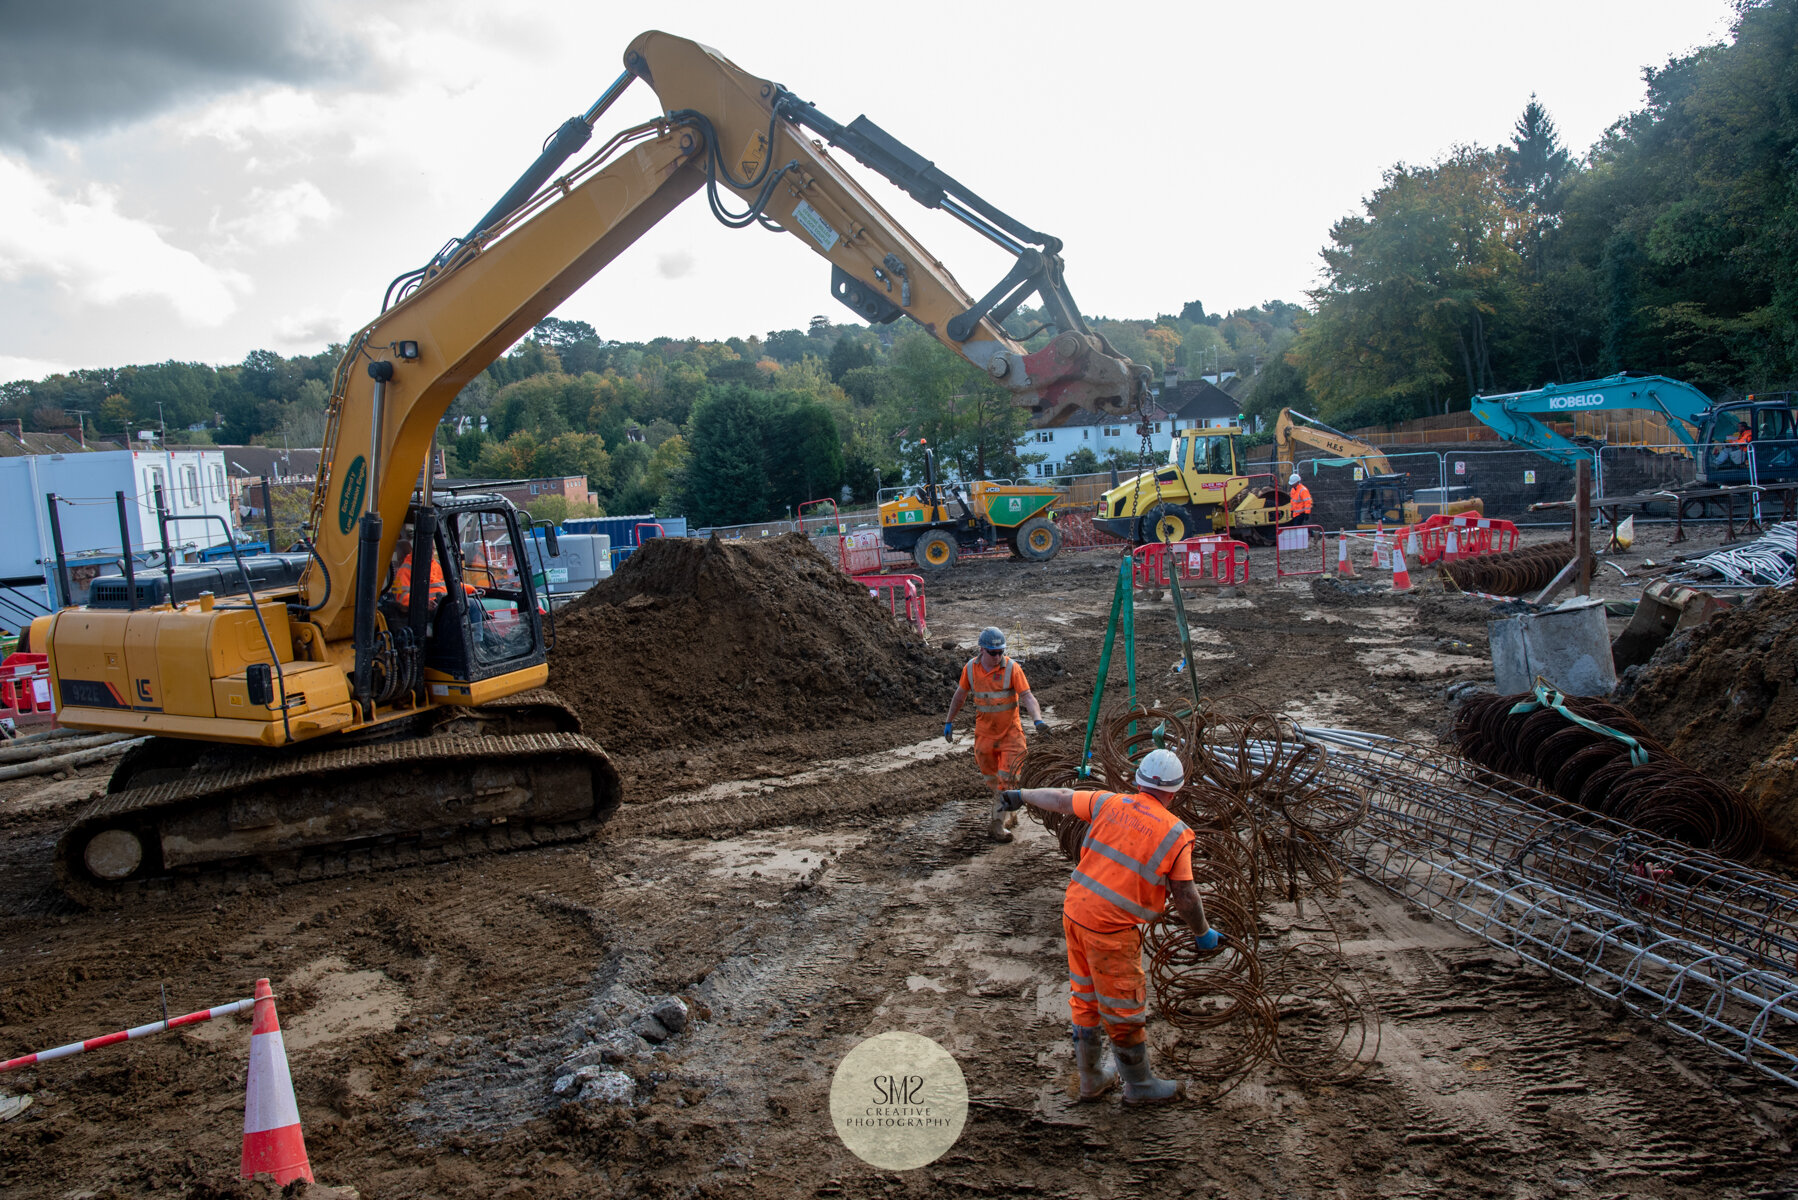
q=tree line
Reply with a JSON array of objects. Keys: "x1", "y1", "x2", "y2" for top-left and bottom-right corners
[{"x1": 1250, "y1": 0, "x2": 1798, "y2": 431}]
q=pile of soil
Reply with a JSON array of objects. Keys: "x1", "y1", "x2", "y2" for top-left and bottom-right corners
[
  {"x1": 1618, "y1": 585, "x2": 1798, "y2": 857},
  {"x1": 547, "y1": 534, "x2": 958, "y2": 756}
]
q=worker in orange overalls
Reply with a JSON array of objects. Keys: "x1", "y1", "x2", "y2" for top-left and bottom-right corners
[
  {"x1": 944, "y1": 626, "x2": 1047, "y2": 843},
  {"x1": 1285, "y1": 471, "x2": 1314, "y2": 527},
  {"x1": 390, "y1": 535, "x2": 448, "y2": 611},
  {"x1": 998, "y1": 749, "x2": 1220, "y2": 1106}
]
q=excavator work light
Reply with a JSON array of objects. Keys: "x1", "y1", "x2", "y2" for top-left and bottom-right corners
[{"x1": 396, "y1": 340, "x2": 420, "y2": 360}]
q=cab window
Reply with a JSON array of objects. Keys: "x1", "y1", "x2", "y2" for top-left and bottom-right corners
[{"x1": 450, "y1": 511, "x2": 535, "y2": 666}]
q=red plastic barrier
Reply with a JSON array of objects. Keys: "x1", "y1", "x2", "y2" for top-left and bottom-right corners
[
  {"x1": 1401, "y1": 513, "x2": 1519, "y2": 565},
  {"x1": 856, "y1": 573, "x2": 927, "y2": 635},
  {"x1": 1135, "y1": 537, "x2": 1251, "y2": 588},
  {"x1": 837, "y1": 530, "x2": 885, "y2": 575},
  {"x1": 0, "y1": 652, "x2": 55, "y2": 731},
  {"x1": 1274, "y1": 524, "x2": 1327, "y2": 577}
]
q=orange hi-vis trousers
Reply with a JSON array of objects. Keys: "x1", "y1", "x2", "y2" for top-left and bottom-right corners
[
  {"x1": 1063, "y1": 915, "x2": 1148, "y2": 1046},
  {"x1": 974, "y1": 731, "x2": 1026, "y2": 795}
]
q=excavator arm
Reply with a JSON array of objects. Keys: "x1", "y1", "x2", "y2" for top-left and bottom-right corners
[
  {"x1": 1273, "y1": 409, "x2": 1396, "y2": 475},
  {"x1": 1468, "y1": 374, "x2": 1709, "y2": 467},
  {"x1": 303, "y1": 29, "x2": 1149, "y2": 641}
]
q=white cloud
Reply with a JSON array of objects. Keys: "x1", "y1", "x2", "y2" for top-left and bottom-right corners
[
  {"x1": 0, "y1": 354, "x2": 75, "y2": 385},
  {"x1": 271, "y1": 291, "x2": 367, "y2": 349},
  {"x1": 656, "y1": 250, "x2": 695, "y2": 280},
  {"x1": 216, "y1": 180, "x2": 336, "y2": 248},
  {"x1": 0, "y1": 154, "x2": 248, "y2": 326}
]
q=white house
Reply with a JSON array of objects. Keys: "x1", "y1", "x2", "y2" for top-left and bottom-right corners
[
  {"x1": 1018, "y1": 375, "x2": 1241, "y2": 478},
  {"x1": 0, "y1": 438, "x2": 236, "y2": 622}
]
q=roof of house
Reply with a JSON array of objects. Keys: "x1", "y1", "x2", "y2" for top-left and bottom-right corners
[
  {"x1": 203, "y1": 446, "x2": 322, "y2": 480},
  {"x1": 0, "y1": 430, "x2": 94, "y2": 458},
  {"x1": 1160, "y1": 379, "x2": 1240, "y2": 422}
]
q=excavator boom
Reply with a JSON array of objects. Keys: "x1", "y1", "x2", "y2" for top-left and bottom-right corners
[{"x1": 1468, "y1": 374, "x2": 1709, "y2": 467}]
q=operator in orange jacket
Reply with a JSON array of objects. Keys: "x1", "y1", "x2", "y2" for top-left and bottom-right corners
[
  {"x1": 944, "y1": 626, "x2": 1047, "y2": 843},
  {"x1": 998, "y1": 749, "x2": 1220, "y2": 1106}
]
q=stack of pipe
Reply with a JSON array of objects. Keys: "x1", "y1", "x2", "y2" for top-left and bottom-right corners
[{"x1": 1439, "y1": 541, "x2": 1587, "y2": 596}]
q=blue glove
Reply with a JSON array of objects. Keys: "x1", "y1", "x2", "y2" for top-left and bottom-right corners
[
  {"x1": 998, "y1": 789, "x2": 1025, "y2": 812},
  {"x1": 1194, "y1": 929, "x2": 1221, "y2": 952},
  {"x1": 943, "y1": 722, "x2": 955, "y2": 743},
  {"x1": 1033, "y1": 719, "x2": 1049, "y2": 736}
]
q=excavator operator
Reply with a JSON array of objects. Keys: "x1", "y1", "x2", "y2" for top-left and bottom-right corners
[
  {"x1": 390, "y1": 534, "x2": 448, "y2": 612},
  {"x1": 1715, "y1": 413, "x2": 1753, "y2": 467}
]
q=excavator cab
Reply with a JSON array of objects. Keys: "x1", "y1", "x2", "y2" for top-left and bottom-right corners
[{"x1": 380, "y1": 495, "x2": 548, "y2": 693}]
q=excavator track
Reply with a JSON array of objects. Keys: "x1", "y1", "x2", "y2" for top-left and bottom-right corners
[{"x1": 54, "y1": 691, "x2": 620, "y2": 908}]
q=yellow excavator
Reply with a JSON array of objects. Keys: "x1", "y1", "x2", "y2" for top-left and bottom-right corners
[
  {"x1": 35, "y1": 31, "x2": 1149, "y2": 903},
  {"x1": 1272, "y1": 409, "x2": 1484, "y2": 527}
]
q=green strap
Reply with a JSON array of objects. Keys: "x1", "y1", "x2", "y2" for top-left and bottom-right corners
[
  {"x1": 1080, "y1": 556, "x2": 1134, "y2": 778},
  {"x1": 1508, "y1": 680, "x2": 1650, "y2": 766},
  {"x1": 1163, "y1": 550, "x2": 1206, "y2": 718}
]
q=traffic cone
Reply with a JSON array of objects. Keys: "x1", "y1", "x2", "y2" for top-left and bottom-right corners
[
  {"x1": 1391, "y1": 545, "x2": 1412, "y2": 592},
  {"x1": 1444, "y1": 527, "x2": 1461, "y2": 563},
  {"x1": 1336, "y1": 536, "x2": 1358, "y2": 577},
  {"x1": 1406, "y1": 526, "x2": 1422, "y2": 559},
  {"x1": 241, "y1": 978, "x2": 313, "y2": 1185}
]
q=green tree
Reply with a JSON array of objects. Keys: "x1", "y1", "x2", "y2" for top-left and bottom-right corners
[{"x1": 683, "y1": 386, "x2": 775, "y2": 525}]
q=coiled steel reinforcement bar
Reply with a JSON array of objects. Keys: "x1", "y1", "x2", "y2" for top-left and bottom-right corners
[{"x1": 1295, "y1": 727, "x2": 1798, "y2": 1090}]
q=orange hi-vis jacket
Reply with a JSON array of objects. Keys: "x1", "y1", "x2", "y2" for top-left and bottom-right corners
[
  {"x1": 959, "y1": 654, "x2": 1030, "y2": 743},
  {"x1": 1289, "y1": 482, "x2": 1313, "y2": 517},
  {"x1": 392, "y1": 556, "x2": 448, "y2": 607},
  {"x1": 1064, "y1": 790, "x2": 1195, "y2": 932}
]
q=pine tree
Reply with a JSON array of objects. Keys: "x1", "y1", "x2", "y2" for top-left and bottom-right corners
[{"x1": 1503, "y1": 96, "x2": 1574, "y2": 218}]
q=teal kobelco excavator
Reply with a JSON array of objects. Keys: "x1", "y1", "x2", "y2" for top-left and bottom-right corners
[{"x1": 1469, "y1": 373, "x2": 1798, "y2": 487}]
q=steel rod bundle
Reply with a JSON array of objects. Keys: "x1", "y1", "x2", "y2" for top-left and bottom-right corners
[
  {"x1": 1295, "y1": 728, "x2": 1798, "y2": 1089},
  {"x1": 1453, "y1": 691, "x2": 1763, "y2": 859},
  {"x1": 1439, "y1": 541, "x2": 1585, "y2": 596},
  {"x1": 1017, "y1": 705, "x2": 1381, "y2": 1097}
]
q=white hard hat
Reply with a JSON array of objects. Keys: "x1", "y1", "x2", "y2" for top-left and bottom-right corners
[
  {"x1": 1134, "y1": 748, "x2": 1187, "y2": 793},
  {"x1": 1288, "y1": 472, "x2": 1302, "y2": 486}
]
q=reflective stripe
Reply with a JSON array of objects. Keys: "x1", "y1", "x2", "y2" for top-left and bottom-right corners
[
  {"x1": 1095, "y1": 992, "x2": 1143, "y2": 1011},
  {"x1": 971, "y1": 690, "x2": 1015, "y2": 702},
  {"x1": 1069, "y1": 972, "x2": 1094, "y2": 986},
  {"x1": 1069, "y1": 869, "x2": 1161, "y2": 922},
  {"x1": 1082, "y1": 835, "x2": 1170, "y2": 888},
  {"x1": 1145, "y1": 822, "x2": 1192, "y2": 876},
  {"x1": 1098, "y1": 1011, "x2": 1146, "y2": 1025}
]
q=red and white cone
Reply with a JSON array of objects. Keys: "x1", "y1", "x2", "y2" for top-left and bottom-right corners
[
  {"x1": 1391, "y1": 545, "x2": 1412, "y2": 592},
  {"x1": 1406, "y1": 526, "x2": 1422, "y2": 559},
  {"x1": 1444, "y1": 527, "x2": 1461, "y2": 563},
  {"x1": 1336, "y1": 536, "x2": 1358, "y2": 577},
  {"x1": 241, "y1": 978, "x2": 312, "y2": 1185}
]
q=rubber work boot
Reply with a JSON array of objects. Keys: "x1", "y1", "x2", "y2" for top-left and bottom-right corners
[
  {"x1": 1115, "y1": 1042, "x2": 1186, "y2": 1106},
  {"x1": 988, "y1": 796, "x2": 1014, "y2": 843},
  {"x1": 1067, "y1": 1024, "x2": 1118, "y2": 1102}
]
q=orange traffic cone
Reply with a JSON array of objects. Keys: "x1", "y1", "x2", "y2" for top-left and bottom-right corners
[
  {"x1": 241, "y1": 979, "x2": 313, "y2": 1185},
  {"x1": 1336, "y1": 536, "x2": 1358, "y2": 577},
  {"x1": 1391, "y1": 545, "x2": 1412, "y2": 592}
]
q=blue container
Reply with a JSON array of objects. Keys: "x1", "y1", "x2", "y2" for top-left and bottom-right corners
[{"x1": 565, "y1": 514, "x2": 687, "y2": 546}]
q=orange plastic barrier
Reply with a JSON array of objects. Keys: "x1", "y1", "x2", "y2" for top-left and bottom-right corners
[{"x1": 1133, "y1": 537, "x2": 1250, "y2": 588}]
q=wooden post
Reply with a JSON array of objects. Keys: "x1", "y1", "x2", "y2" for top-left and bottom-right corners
[{"x1": 1575, "y1": 458, "x2": 1591, "y2": 598}]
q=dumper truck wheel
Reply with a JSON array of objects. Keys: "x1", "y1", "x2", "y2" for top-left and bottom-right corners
[
  {"x1": 1016, "y1": 516, "x2": 1061, "y2": 562},
  {"x1": 914, "y1": 530, "x2": 958, "y2": 570},
  {"x1": 1140, "y1": 504, "x2": 1191, "y2": 545}
]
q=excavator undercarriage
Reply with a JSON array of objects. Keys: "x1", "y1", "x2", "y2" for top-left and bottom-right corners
[{"x1": 54, "y1": 691, "x2": 619, "y2": 907}]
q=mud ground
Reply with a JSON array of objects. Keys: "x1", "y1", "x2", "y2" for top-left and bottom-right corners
[{"x1": 3, "y1": 521, "x2": 1795, "y2": 1199}]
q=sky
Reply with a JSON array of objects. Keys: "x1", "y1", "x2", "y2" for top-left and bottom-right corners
[{"x1": 0, "y1": 0, "x2": 1742, "y2": 386}]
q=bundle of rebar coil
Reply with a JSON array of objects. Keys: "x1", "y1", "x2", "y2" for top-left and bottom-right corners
[
  {"x1": 1453, "y1": 692, "x2": 1762, "y2": 859},
  {"x1": 1439, "y1": 541, "x2": 1590, "y2": 597},
  {"x1": 1017, "y1": 704, "x2": 1379, "y2": 1097}
]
